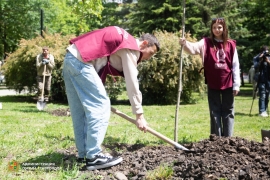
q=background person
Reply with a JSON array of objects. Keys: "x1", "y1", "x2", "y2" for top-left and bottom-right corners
[
  {"x1": 62, "y1": 26, "x2": 160, "y2": 170},
  {"x1": 248, "y1": 65, "x2": 255, "y2": 84},
  {"x1": 0, "y1": 60, "x2": 2, "y2": 84},
  {"x1": 253, "y1": 46, "x2": 270, "y2": 117},
  {"x1": 36, "y1": 46, "x2": 55, "y2": 102},
  {"x1": 179, "y1": 18, "x2": 240, "y2": 137},
  {"x1": 249, "y1": 65, "x2": 257, "y2": 96}
]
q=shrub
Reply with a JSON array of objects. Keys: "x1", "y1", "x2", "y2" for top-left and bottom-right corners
[
  {"x1": 3, "y1": 31, "x2": 206, "y2": 104},
  {"x1": 105, "y1": 75, "x2": 125, "y2": 101},
  {"x1": 2, "y1": 33, "x2": 125, "y2": 102},
  {"x1": 2, "y1": 33, "x2": 75, "y2": 101},
  {"x1": 138, "y1": 31, "x2": 206, "y2": 104}
]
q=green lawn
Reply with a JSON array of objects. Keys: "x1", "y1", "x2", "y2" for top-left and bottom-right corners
[{"x1": 0, "y1": 83, "x2": 269, "y2": 179}]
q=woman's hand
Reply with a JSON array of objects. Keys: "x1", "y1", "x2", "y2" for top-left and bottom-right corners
[
  {"x1": 179, "y1": 38, "x2": 186, "y2": 46},
  {"x1": 233, "y1": 90, "x2": 239, "y2": 96}
]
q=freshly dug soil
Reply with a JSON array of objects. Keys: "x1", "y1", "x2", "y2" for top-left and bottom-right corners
[
  {"x1": 59, "y1": 135, "x2": 270, "y2": 180},
  {"x1": 51, "y1": 109, "x2": 270, "y2": 180}
]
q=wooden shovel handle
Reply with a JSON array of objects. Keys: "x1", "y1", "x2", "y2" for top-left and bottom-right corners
[
  {"x1": 41, "y1": 64, "x2": 47, "y2": 99},
  {"x1": 111, "y1": 107, "x2": 189, "y2": 151}
]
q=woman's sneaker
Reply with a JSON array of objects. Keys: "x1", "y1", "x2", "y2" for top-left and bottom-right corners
[
  {"x1": 259, "y1": 111, "x2": 268, "y2": 117},
  {"x1": 86, "y1": 153, "x2": 123, "y2": 170}
]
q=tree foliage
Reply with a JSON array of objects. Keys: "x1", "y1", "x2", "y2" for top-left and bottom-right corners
[
  {"x1": 0, "y1": 0, "x2": 104, "y2": 59},
  {"x1": 2, "y1": 0, "x2": 270, "y2": 103},
  {"x1": 71, "y1": 0, "x2": 103, "y2": 19},
  {"x1": 0, "y1": 0, "x2": 49, "y2": 58},
  {"x1": 138, "y1": 31, "x2": 205, "y2": 104},
  {"x1": 184, "y1": 0, "x2": 245, "y2": 38},
  {"x1": 2, "y1": 32, "x2": 126, "y2": 102},
  {"x1": 94, "y1": 2, "x2": 125, "y2": 28},
  {"x1": 69, "y1": 0, "x2": 104, "y2": 32},
  {"x1": 41, "y1": 0, "x2": 89, "y2": 36},
  {"x1": 240, "y1": 0, "x2": 270, "y2": 67},
  {"x1": 2, "y1": 33, "x2": 75, "y2": 101},
  {"x1": 125, "y1": 0, "x2": 182, "y2": 35}
]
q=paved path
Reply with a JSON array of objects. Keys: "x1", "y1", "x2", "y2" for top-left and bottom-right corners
[
  {"x1": 0, "y1": 89, "x2": 29, "y2": 96},
  {"x1": 0, "y1": 88, "x2": 31, "y2": 109}
]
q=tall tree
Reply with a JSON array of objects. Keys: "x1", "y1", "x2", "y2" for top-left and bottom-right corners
[
  {"x1": 123, "y1": 0, "x2": 246, "y2": 38},
  {"x1": 29, "y1": 0, "x2": 104, "y2": 36},
  {"x1": 124, "y1": 0, "x2": 182, "y2": 35},
  {"x1": 0, "y1": 0, "x2": 48, "y2": 59},
  {"x1": 0, "y1": 0, "x2": 104, "y2": 58},
  {"x1": 70, "y1": 0, "x2": 104, "y2": 33},
  {"x1": 42, "y1": 0, "x2": 90, "y2": 36},
  {"x1": 98, "y1": 2, "x2": 133, "y2": 29},
  {"x1": 242, "y1": 0, "x2": 270, "y2": 52},
  {"x1": 183, "y1": 0, "x2": 246, "y2": 39}
]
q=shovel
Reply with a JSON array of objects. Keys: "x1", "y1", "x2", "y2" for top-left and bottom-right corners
[
  {"x1": 111, "y1": 107, "x2": 190, "y2": 151},
  {"x1": 37, "y1": 64, "x2": 46, "y2": 111}
]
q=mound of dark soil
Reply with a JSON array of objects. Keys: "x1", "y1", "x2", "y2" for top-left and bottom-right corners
[
  {"x1": 60, "y1": 135, "x2": 270, "y2": 180},
  {"x1": 51, "y1": 109, "x2": 270, "y2": 179},
  {"x1": 49, "y1": 108, "x2": 70, "y2": 116}
]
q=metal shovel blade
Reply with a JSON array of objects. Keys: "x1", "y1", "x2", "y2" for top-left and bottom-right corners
[{"x1": 37, "y1": 100, "x2": 46, "y2": 111}]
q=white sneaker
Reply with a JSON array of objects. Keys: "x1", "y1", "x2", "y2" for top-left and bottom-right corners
[{"x1": 259, "y1": 111, "x2": 268, "y2": 117}]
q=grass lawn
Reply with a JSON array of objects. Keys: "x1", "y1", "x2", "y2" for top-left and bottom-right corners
[{"x1": 0, "y1": 83, "x2": 269, "y2": 179}]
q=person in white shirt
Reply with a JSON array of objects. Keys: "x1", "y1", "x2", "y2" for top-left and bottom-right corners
[{"x1": 63, "y1": 26, "x2": 160, "y2": 170}]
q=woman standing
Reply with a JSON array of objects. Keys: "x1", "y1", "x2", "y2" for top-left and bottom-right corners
[{"x1": 179, "y1": 18, "x2": 240, "y2": 137}]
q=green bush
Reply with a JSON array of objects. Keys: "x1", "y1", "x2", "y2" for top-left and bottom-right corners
[
  {"x1": 138, "y1": 31, "x2": 206, "y2": 104},
  {"x1": 2, "y1": 33, "x2": 74, "y2": 101},
  {"x1": 105, "y1": 75, "x2": 125, "y2": 101},
  {"x1": 3, "y1": 31, "x2": 206, "y2": 104},
  {"x1": 2, "y1": 33, "x2": 126, "y2": 102}
]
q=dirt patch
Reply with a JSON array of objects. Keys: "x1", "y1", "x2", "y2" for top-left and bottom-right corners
[
  {"x1": 51, "y1": 109, "x2": 270, "y2": 179},
  {"x1": 58, "y1": 135, "x2": 270, "y2": 180},
  {"x1": 49, "y1": 108, "x2": 70, "y2": 116}
]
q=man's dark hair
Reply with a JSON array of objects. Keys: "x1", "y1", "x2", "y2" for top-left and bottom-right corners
[
  {"x1": 139, "y1": 33, "x2": 160, "y2": 52},
  {"x1": 260, "y1": 45, "x2": 269, "y2": 52}
]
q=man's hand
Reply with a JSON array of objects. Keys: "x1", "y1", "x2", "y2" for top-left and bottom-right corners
[
  {"x1": 136, "y1": 114, "x2": 148, "y2": 133},
  {"x1": 42, "y1": 59, "x2": 50, "y2": 65},
  {"x1": 265, "y1": 57, "x2": 270, "y2": 64}
]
